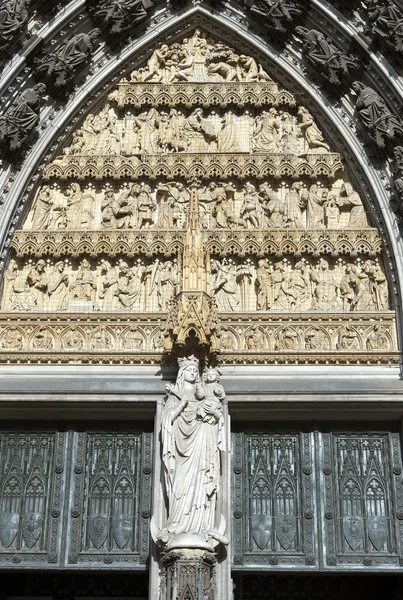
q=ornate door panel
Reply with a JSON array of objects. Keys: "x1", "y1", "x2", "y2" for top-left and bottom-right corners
[
  {"x1": 66, "y1": 432, "x2": 153, "y2": 568},
  {"x1": 320, "y1": 432, "x2": 403, "y2": 568},
  {"x1": 232, "y1": 429, "x2": 403, "y2": 571},
  {"x1": 0, "y1": 431, "x2": 68, "y2": 567},
  {"x1": 0, "y1": 430, "x2": 152, "y2": 570},
  {"x1": 232, "y1": 432, "x2": 316, "y2": 568}
]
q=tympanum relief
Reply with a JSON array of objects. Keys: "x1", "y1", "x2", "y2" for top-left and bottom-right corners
[
  {"x1": 22, "y1": 179, "x2": 368, "y2": 232},
  {"x1": 0, "y1": 31, "x2": 397, "y2": 364}
]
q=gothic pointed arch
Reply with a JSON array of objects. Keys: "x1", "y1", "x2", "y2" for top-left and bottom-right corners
[{"x1": 0, "y1": 18, "x2": 399, "y2": 366}]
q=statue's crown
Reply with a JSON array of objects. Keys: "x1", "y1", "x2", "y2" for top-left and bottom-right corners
[{"x1": 178, "y1": 355, "x2": 199, "y2": 368}]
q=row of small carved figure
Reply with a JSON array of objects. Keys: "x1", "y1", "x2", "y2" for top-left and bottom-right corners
[
  {"x1": 0, "y1": 255, "x2": 389, "y2": 314},
  {"x1": 1, "y1": 257, "x2": 179, "y2": 313},
  {"x1": 62, "y1": 104, "x2": 329, "y2": 157},
  {"x1": 0, "y1": 323, "x2": 392, "y2": 352},
  {"x1": 25, "y1": 179, "x2": 367, "y2": 232}
]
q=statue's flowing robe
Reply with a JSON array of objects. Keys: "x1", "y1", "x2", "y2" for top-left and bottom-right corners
[{"x1": 161, "y1": 390, "x2": 223, "y2": 536}]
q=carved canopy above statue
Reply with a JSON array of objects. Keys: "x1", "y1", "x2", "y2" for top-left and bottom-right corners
[{"x1": 0, "y1": 31, "x2": 398, "y2": 365}]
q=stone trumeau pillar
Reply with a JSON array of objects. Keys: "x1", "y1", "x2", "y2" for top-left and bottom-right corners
[
  {"x1": 150, "y1": 355, "x2": 231, "y2": 600},
  {"x1": 150, "y1": 182, "x2": 231, "y2": 599}
]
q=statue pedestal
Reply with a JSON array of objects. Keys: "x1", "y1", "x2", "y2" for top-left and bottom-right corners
[{"x1": 160, "y1": 548, "x2": 216, "y2": 600}]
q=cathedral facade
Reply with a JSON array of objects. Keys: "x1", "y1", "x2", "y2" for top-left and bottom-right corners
[{"x1": 0, "y1": 1, "x2": 403, "y2": 599}]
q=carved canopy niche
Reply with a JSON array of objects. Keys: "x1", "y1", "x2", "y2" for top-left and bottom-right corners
[{"x1": 0, "y1": 30, "x2": 398, "y2": 366}]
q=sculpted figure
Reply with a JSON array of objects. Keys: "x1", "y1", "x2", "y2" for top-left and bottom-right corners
[
  {"x1": 91, "y1": 326, "x2": 113, "y2": 350},
  {"x1": 245, "y1": 325, "x2": 265, "y2": 350},
  {"x1": 366, "y1": 325, "x2": 390, "y2": 350},
  {"x1": 159, "y1": 356, "x2": 225, "y2": 550},
  {"x1": 0, "y1": 0, "x2": 30, "y2": 51},
  {"x1": 295, "y1": 27, "x2": 358, "y2": 85},
  {"x1": 259, "y1": 183, "x2": 286, "y2": 228},
  {"x1": 324, "y1": 194, "x2": 340, "y2": 229},
  {"x1": 240, "y1": 182, "x2": 262, "y2": 228},
  {"x1": 156, "y1": 183, "x2": 175, "y2": 229},
  {"x1": 1, "y1": 259, "x2": 18, "y2": 310},
  {"x1": 65, "y1": 183, "x2": 83, "y2": 228},
  {"x1": 32, "y1": 328, "x2": 53, "y2": 350},
  {"x1": 285, "y1": 182, "x2": 305, "y2": 227},
  {"x1": 237, "y1": 55, "x2": 269, "y2": 81},
  {"x1": 198, "y1": 367, "x2": 225, "y2": 425},
  {"x1": 310, "y1": 258, "x2": 339, "y2": 310},
  {"x1": 61, "y1": 326, "x2": 84, "y2": 350},
  {"x1": 366, "y1": 0, "x2": 403, "y2": 53},
  {"x1": 212, "y1": 183, "x2": 243, "y2": 229},
  {"x1": 184, "y1": 108, "x2": 219, "y2": 152},
  {"x1": 36, "y1": 29, "x2": 101, "y2": 87},
  {"x1": 117, "y1": 260, "x2": 143, "y2": 310},
  {"x1": 392, "y1": 146, "x2": 403, "y2": 209},
  {"x1": 219, "y1": 326, "x2": 236, "y2": 351},
  {"x1": 121, "y1": 327, "x2": 144, "y2": 350},
  {"x1": 298, "y1": 107, "x2": 330, "y2": 153},
  {"x1": 211, "y1": 259, "x2": 240, "y2": 312},
  {"x1": 0, "y1": 83, "x2": 46, "y2": 150},
  {"x1": 1, "y1": 326, "x2": 23, "y2": 350},
  {"x1": 305, "y1": 327, "x2": 329, "y2": 350},
  {"x1": 364, "y1": 259, "x2": 388, "y2": 310},
  {"x1": 252, "y1": 109, "x2": 280, "y2": 153},
  {"x1": 351, "y1": 260, "x2": 388, "y2": 311},
  {"x1": 339, "y1": 264, "x2": 359, "y2": 311},
  {"x1": 31, "y1": 186, "x2": 54, "y2": 230},
  {"x1": 93, "y1": 0, "x2": 152, "y2": 34},
  {"x1": 337, "y1": 326, "x2": 360, "y2": 350},
  {"x1": 134, "y1": 108, "x2": 159, "y2": 154},
  {"x1": 218, "y1": 111, "x2": 240, "y2": 153},
  {"x1": 135, "y1": 184, "x2": 157, "y2": 228},
  {"x1": 48, "y1": 261, "x2": 69, "y2": 311},
  {"x1": 256, "y1": 258, "x2": 274, "y2": 310},
  {"x1": 164, "y1": 109, "x2": 187, "y2": 153},
  {"x1": 26, "y1": 259, "x2": 47, "y2": 309},
  {"x1": 244, "y1": 0, "x2": 301, "y2": 32},
  {"x1": 9, "y1": 264, "x2": 36, "y2": 311},
  {"x1": 137, "y1": 44, "x2": 169, "y2": 82},
  {"x1": 71, "y1": 259, "x2": 96, "y2": 301},
  {"x1": 337, "y1": 182, "x2": 368, "y2": 227},
  {"x1": 101, "y1": 183, "x2": 132, "y2": 229},
  {"x1": 99, "y1": 259, "x2": 118, "y2": 311},
  {"x1": 352, "y1": 81, "x2": 403, "y2": 147},
  {"x1": 275, "y1": 326, "x2": 298, "y2": 350},
  {"x1": 306, "y1": 185, "x2": 326, "y2": 228},
  {"x1": 148, "y1": 259, "x2": 177, "y2": 311},
  {"x1": 274, "y1": 261, "x2": 309, "y2": 310},
  {"x1": 279, "y1": 112, "x2": 299, "y2": 154}
]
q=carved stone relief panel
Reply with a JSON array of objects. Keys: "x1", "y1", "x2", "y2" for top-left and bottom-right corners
[
  {"x1": 321, "y1": 432, "x2": 403, "y2": 568},
  {"x1": 209, "y1": 255, "x2": 389, "y2": 313},
  {"x1": 0, "y1": 432, "x2": 67, "y2": 567},
  {"x1": 232, "y1": 432, "x2": 316, "y2": 568},
  {"x1": 67, "y1": 432, "x2": 152, "y2": 567},
  {"x1": 0, "y1": 255, "x2": 179, "y2": 313}
]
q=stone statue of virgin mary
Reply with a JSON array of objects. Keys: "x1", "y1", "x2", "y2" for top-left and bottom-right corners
[{"x1": 159, "y1": 356, "x2": 226, "y2": 551}]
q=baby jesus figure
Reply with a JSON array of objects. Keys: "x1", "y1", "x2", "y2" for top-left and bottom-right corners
[{"x1": 197, "y1": 367, "x2": 225, "y2": 424}]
